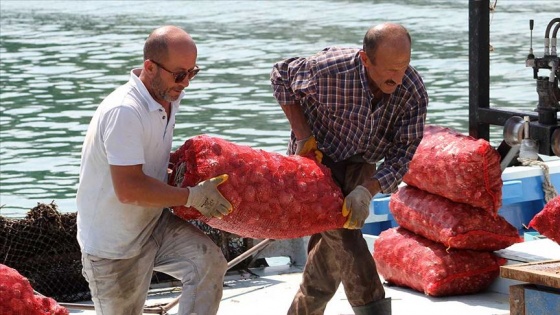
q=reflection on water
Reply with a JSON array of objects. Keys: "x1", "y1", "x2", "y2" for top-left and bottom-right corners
[{"x1": 0, "y1": 1, "x2": 558, "y2": 216}]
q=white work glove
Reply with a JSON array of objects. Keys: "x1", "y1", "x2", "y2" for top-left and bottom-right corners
[
  {"x1": 186, "y1": 174, "x2": 232, "y2": 219},
  {"x1": 342, "y1": 185, "x2": 372, "y2": 229},
  {"x1": 295, "y1": 135, "x2": 323, "y2": 163}
]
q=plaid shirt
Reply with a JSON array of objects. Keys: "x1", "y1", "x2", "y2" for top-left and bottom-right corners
[{"x1": 271, "y1": 46, "x2": 428, "y2": 193}]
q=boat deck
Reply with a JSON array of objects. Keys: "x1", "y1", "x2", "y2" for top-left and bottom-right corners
[
  {"x1": 223, "y1": 265, "x2": 511, "y2": 315},
  {"x1": 67, "y1": 263, "x2": 511, "y2": 315},
  {"x1": 66, "y1": 236, "x2": 560, "y2": 315}
]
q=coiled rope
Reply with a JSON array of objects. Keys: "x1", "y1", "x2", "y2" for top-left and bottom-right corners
[{"x1": 518, "y1": 158, "x2": 558, "y2": 202}]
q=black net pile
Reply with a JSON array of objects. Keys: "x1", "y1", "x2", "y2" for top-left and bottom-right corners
[
  {"x1": 0, "y1": 202, "x2": 249, "y2": 303},
  {"x1": 189, "y1": 220, "x2": 248, "y2": 263},
  {"x1": 0, "y1": 202, "x2": 89, "y2": 302}
]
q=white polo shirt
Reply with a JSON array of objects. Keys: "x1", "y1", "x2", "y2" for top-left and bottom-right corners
[{"x1": 76, "y1": 69, "x2": 183, "y2": 259}]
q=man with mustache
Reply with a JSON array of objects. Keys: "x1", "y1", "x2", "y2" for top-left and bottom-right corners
[
  {"x1": 76, "y1": 25, "x2": 232, "y2": 315},
  {"x1": 270, "y1": 23, "x2": 428, "y2": 315}
]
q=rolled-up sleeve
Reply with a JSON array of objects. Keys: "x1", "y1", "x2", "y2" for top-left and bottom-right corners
[
  {"x1": 374, "y1": 94, "x2": 428, "y2": 193},
  {"x1": 271, "y1": 57, "x2": 316, "y2": 106}
]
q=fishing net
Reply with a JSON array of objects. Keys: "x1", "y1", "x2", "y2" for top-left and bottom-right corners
[
  {"x1": 0, "y1": 202, "x2": 89, "y2": 303},
  {"x1": 0, "y1": 263, "x2": 69, "y2": 315},
  {"x1": 403, "y1": 125, "x2": 502, "y2": 214},
  {"x1": 168, "y1": 134, "x2": 345, "y2": 239},
  {"x1": 373, "y1": 227, "x2": 506, "y2": 297},
  {"x1": 0, "y1": 202, "x2": 249, "y2": 303},
  {"x1": 529, "y1": 195, "x2": 560, "y2": 244},
  {"x1": 390, "y1": 185, "x2": 522, "y2": 251}
]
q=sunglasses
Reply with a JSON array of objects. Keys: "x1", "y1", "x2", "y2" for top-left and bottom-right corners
[{"x1": 150, "y1": 59, "x2": 200, "y2": 83}]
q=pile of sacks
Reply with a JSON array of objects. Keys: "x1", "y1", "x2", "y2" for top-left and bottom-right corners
[{"x1": 373, "y1": 125, "x2": 522, "y2": 297}]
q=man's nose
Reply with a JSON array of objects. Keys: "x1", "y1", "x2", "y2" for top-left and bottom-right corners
[
  {"x1": 392, "y1": 72, "x2": 405, "y2": 85},
  {"x1": 178, "y1": 77, "x2": 191, "y2": 87}
]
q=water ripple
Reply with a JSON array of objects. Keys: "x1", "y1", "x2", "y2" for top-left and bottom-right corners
[{"x1": 1, "y1": 0, "x2": 558, "y2": 216}]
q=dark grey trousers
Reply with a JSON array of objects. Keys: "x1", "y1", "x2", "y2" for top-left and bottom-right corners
[{"x1": 287, "y1": 156, "x2": 386, "y2": 315}]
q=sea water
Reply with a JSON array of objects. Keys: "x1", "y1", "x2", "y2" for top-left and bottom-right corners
[{"x1": 0, "y1": 0, "x2": 558, "y2": 216}]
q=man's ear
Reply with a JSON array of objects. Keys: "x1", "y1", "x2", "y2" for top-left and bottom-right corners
[
  {"x1": 358, "y1": 50, "x2": 371, "y2": 67},
  {"x1": 144, "y1": 59, "x2": 156, "y2": 73}
]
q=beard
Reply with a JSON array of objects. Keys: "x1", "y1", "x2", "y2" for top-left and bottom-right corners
[{"x1": 151, "y1": 75, "x2": 179, "y2": 103}]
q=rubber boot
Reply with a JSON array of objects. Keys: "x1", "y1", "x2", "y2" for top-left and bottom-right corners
[{"x1": 351, "y1": 298, "x2": 391, "y2": 315}]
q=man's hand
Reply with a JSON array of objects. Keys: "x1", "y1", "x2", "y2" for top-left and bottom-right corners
[
  {"x1": 295, "y1": 136, "x2": 323, "y2": 163},
  {"x1": 341, "y1": 185, "x2": 372, "y2": 229},
  {"x1": 186, "y1": 174, "x2": 232, "y2": 219}
]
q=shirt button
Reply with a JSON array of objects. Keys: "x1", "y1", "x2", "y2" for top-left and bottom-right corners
[{"x1": 162, "y1": 116, "x2": 165, "y2": 119}]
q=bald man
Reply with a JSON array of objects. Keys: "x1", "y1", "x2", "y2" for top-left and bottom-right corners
[
  {"x1": 271, "y1": 23, "x2": 428, "y2": 314},
  {"x1": 77, "y1": 25, "x2": 232, "y2": 314}
]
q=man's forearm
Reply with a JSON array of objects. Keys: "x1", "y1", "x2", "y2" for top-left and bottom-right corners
[
  {"x1": 110, "y1": 164, "x2": 189, "y2": 207},
  {"x1": 361, "y1": 178, "x2": 382, "y2": 197},
  {"x1": 280, "y1": 103, "x2": 312, "y2": 140}
]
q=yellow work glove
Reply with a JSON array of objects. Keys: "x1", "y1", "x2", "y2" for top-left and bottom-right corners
[
  {"x1": 186, "y1": 174, "x2": 232, "y2": 219},
  {"x1": 341, "y1": 185, "x2": 372, "y2": 229},
  {"x1": 295, "y1": 135, "x2": 323, "y2": 163}
]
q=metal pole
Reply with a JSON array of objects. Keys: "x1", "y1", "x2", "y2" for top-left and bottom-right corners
[
  {"x1": 226, "y1": 238, "x2": 274, "y2": 270},
  {"x1": 469, "y1": 0, "x2": 490, "y2": 140}
]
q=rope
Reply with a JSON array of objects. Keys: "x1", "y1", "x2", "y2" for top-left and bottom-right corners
[
  {"x1": 518, "y1": 158, "x2": 558, "y2": 202},
  {"x1": 173, "y1": 162, "x2": 186, "y2": 187}
]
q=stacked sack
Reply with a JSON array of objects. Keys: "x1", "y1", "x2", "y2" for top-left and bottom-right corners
[
  {"x1": 373, "y1": 125, "x2": 522, "y2": 297},
  {"x1": 0, "y1": 263, "x2": 69, "y2": 315}
]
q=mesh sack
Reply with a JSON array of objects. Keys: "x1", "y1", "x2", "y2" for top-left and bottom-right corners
[
  {"x1": 390, "y1": 185, "x2": 522, "y2": 250},
  {"x1": 169, "y1": 135, "x2": 345, "y2": 239},
  {"x1": 529, "y1": 195, "x2": 560, "y2": 244},
  {"x1": 373, "y1": 227, "x2": 506, "y2": 297},
  {"x1": 0, "y1": 264, "x2": 69, "y2": 315},
  {"x1": 403, "y1": 125, "x2": 502, "y2": 214}
]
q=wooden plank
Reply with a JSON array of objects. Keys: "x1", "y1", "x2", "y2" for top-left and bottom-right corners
[
  {"x1": 495, "y1": 239, "x2": 560, "y2": 263},
  {"x1": 509, "y1": 284, "x2": 525, "y2": 315},
  {"x1": 500, "y1": 260, "x2": 560, "y2": 289}
]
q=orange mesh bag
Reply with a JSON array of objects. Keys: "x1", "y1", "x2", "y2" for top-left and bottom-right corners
[
  {"x1": 0, "y1": 264, "x2": 69, "y2": 315},
  {"x1": 390, "y1": 186, "x2": 522, "y2": 250},
  {"x1": 403, "y1": 125, "x2": 502, "y2": 215},
  {"x1": 169, "y1": 135, "x2": 345, "y2": 239},
  {"x1": 529, "y1": 195, "x2": 560, "y2": 244},
  {"x1": 373, "y1": 227, "x2": 506, "y2": 297}
]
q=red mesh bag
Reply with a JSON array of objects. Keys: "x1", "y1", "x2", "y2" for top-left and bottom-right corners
[
  {"x1": 168, "y1": 135, "x2": 345, "y2": 239},
  {"x1": 403, "y1": 125, "x2": 502, "y2": 214},
  {"x1": 373, "y1": 227, "x2": 506, "y2": 297},
  {"x1": 0, "y1": 264, "x2": 69, "y2": 315},
  {"x1": 390, "y1": 186, "x2": 522, "y2": 250},
  {"x1": 529, "y1": 195, "x2": 560, "y2": 244}
]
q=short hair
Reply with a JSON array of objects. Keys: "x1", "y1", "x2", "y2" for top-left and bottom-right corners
[
  {"x1": 363, "y1": 24, "x2": 411, "y2": 63},
  {"x1": 143, "y1": 31, "x2": 169, "y2": 62}
]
